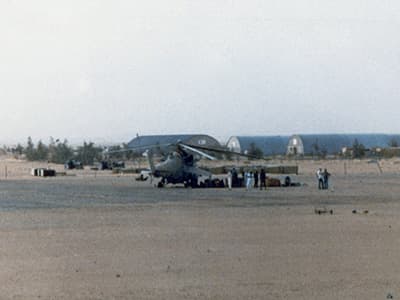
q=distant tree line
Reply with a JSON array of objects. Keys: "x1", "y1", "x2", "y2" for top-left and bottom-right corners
[
  {"x1": 294, "y1": 138, "x2": 400, "y2": 159},
  {"x1": 342, "y1": 138, "x2": 400, "y2": 159},
  {"x1": 12, "y1": 137, "x2": 105, "y2": 165},
  {"x1": 311, "y1": 139, "x2": 328, "y2": 159},
  {"x1": 10, "y1": 137, "x2": 143, "y2": 165}
]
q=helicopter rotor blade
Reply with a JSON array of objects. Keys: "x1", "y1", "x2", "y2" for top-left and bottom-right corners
[
  {"x1": 105, "y1": 143, "x2": 175, "y2": 155},
  {"x1": 179, "y1": 143, "x2": 217, "y2": 160},
  {"x1": 181, "y1": 144, "x2": 270, "y2": 161}
]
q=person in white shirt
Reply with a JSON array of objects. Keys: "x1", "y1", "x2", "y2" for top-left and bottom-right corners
[
  {"x1": 246, "y1": 171, "x2": 253, "y2": 190},
  {"x1": 227, "y1": 170, "x2": 232, "y2": 190},
  {"x1": 316, "y1": 168, "x2": 324, "y2": 189}
]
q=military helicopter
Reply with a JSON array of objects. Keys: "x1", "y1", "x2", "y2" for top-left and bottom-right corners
[
  {"x1": 145, "y1": 143, "x2": 218, "y2": 187},
  {"x1": 106, "y1": 141, "x2": 253, "y2": 188}
]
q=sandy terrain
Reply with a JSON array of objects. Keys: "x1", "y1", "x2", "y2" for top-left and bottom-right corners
[{"x1": 0, "y1": 157, "x2": 400, "y2": 299}]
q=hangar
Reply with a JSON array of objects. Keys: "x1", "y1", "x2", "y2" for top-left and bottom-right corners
[
  {"x1": 127, "y1": 134, "x2": 222, "y2": 153},
  {"x1": 287, "y1": 134, "x2": 400, "y2": 156},
  {"x1": 226, "y1": 136, "x2": 290, "y2": 156}
]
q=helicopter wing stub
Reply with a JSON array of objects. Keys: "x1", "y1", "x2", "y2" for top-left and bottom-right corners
[{"x1": 179, "y1": 143, "x2": 217, "y2": 160}]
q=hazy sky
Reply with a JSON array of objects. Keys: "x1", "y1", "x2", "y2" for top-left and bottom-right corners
[{"x1": 1, "y1": 1, "x2": 400, "y2": 144}]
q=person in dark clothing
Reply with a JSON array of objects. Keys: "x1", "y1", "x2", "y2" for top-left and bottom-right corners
[
  {"x1": 254, "y1": 170, "x2": 259, "y2": 188},
  {"x1": 323, "y1": 168, "x2": 331, "y2": 189},
  {"x1": 259, "y1": 168, "x2": 267, "y2": 190},
  {"x1": 231, "y1": 168, "x2": 238, "y2": 187}
]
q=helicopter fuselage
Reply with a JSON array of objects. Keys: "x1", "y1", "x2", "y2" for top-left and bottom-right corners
[{"x1": 151, "y1": 151, "x2": 203, "y2": 186}]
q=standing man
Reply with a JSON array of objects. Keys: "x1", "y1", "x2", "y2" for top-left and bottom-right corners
[
  {"x1": 232, "y1": 168, "x2": 238, "y2": 187},
  {"x1": 316, "y1": 168, "x2": 324, "y2": 190},
  {"x1": 245, "y1": 171, "x2": 252, "y2": 190},
  {"x1": 323, "y1": 168, "x2": 331, "y2": 189},
  {"x1": 254, "y1": 170, "x2": 259, "y2": 188},
  {"x1": 259, "y1": 168, "x2": 267, "y2": 190},
  {"x1": 227, "y1": 169, "x2": 232, "y2": 190}
]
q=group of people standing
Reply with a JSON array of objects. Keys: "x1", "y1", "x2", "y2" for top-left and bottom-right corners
[
  {"x1": 316, "y1": 168, "x2": 331, "y2": 190},
  {"x1": 226, "y1": 168, "x2": 267, "y2": 190}
]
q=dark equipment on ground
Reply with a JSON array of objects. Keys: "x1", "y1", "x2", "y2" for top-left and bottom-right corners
[
  {"x1": 314, "y1": 207, "x2": 333, "y2": 215},
  {"x1": 112, "y1": 161, "x2": 125, "y2": 169},
  {"x1": 97, "y1": 161, "x2": 110, "y2": 170},
  {"x1": 64, "y1": 160, "x2": 83, "y2": 170},
  {"x1": 93, "y1": 161, "x2": 126, "y2": 171},
  {"x1": 135, "y1": 172, "x2": 149, "y2": 181},
  {"x1": 31, "y1": 168, "x2": 56, "y2": 177},
  {"x1": 200, "y1": 178, "x2": 225, "y2": 188}
]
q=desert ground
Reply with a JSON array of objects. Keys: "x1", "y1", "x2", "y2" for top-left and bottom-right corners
[{"x1": 1, "y1": 157, "x2": 400, "y2": 299}]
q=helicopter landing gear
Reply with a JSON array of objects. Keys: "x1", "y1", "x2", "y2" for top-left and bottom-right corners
[
  {"x1": 157, "y1": 178, "x2": 165, "y2": 188},
  {"x1": 184, "y1": 175, "x2": 198, "y2": 188}
]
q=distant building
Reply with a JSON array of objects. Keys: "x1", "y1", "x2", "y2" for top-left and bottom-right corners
[
  {"x1": 226, "y1": 136, "x2": 290, "y2": 156},
  {"x1": 127, "y1": 134, "x2": 221, "y2": 153},
  {"x1": 287, "y1": 134, "x2": 400, "y2": 156}
]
